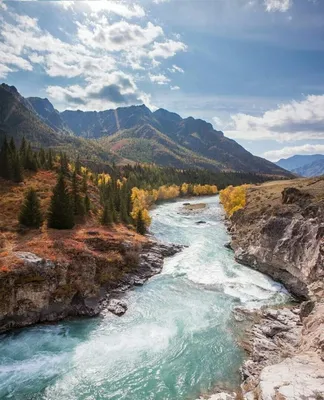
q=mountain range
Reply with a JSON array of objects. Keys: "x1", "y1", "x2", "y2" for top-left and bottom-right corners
[
  {"x1": 0, "y1": 83, "x2": 290, "y2": 176},
  {"x1": 276, "y1": 155, "x2": 324, "y2": 177}
]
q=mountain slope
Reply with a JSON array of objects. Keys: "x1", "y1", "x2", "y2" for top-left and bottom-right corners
[
  {"x1": 27, "y1": 97, "x2": 72, "y2": 135},
  {"x1": 276, "y1": 154, "x2": 324, "y2": 171},
  {"x1": 0, "y1": 83, "x2": 290, "y2": 175},
  {"x1": 61, "y1": 105, "x2": 289, "y2": 175},
  {"x1": 292, "y1": 159, "x2": 324, "y2": 177},
  {"x1": 0, "y1": 84, "x2": 127, "y2": 165}
]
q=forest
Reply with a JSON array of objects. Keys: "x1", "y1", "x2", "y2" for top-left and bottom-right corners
[{"x1": 0, "y1": 136, "x2": 272, "y2": 233}]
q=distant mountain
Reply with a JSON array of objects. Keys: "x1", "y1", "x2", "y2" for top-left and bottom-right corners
[
  {"x1": 276, "y1": 154, "x2": 324, "y2": 172},
  {"x1": 0, "y1": 83, "x2": 291, "y2": 176},
  {"x1": 60, "y1": 105, "x2": 288, "y2": 175},
  {"x1": 275, "y1": 154, "x2": 324, "y2": 177},
  {"x1": 292, "y1": 159, "x2": 324, "y2": 177}
]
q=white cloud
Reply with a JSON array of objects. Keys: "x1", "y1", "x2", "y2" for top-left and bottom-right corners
[
  {"x1": 59, "y1": 1, "x2": 145, "y2": 19},
  {"x1": 168, "y1": 64, "x2": 184, "y2": 73},
  {"x1": 149, "y1": 40, "x2": 187, "y2": 59},
  {"x1": 264, "y1": 144, "x2": 324, "y2": 161},
  {"x1": 225, "y1": 95, "x2": 324, "y2": 142},
  {"x1": 77, "y1": 20, "x2": 163, "y2": 52},
  {"x1": 0, "y1": 0, "x2": 7, "y2": 10},
  {"x1": 0, "y1": 1, "x2": 188, "y2": 109},
  {"x1": 264, "y1": 0, "x2": 293, "y2": 12},
  {"x1": 47, "y1": 71, "x2": 152, "y2": 111},
  {"x1": 170, "y1": 85, "x2": 180, "y2": 90},
  {"x1": 149, "y1": 73, "x2": 170, "y2": 85}
]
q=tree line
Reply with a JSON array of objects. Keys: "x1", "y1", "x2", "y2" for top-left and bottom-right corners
[{"x1": 0, "y1": 136, "x2": 274, "y2": 234}]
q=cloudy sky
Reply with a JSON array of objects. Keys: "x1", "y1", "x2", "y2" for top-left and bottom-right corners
[{"x1": 1, "y1": 0, "x2": 323, "y2": 161}]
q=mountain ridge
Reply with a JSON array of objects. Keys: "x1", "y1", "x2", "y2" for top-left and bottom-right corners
[
  {"x1": 276, "y1": 154, "x2": 324, "y2": 177},
  {"x1": 0, "y1": 83, "x2": 290, "y2": 176}
]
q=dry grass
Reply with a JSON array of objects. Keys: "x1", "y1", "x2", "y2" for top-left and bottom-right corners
[{"x1": 0, "y1": 170, "x2": 146, "y2": 272}]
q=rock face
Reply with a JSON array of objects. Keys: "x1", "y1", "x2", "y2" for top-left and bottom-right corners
[
  {"x1": 226, "y1": 178, "x2": 324, "y2": 399},
  {"x1": 0, "y1": 240, "x2": 182, "y2": 333},
  {"x1": 241, "y1": 304, "x2": 324, "y2": 399},
  {"x1": 230, "y1": 179, "x2": 324, "y2": 299}
]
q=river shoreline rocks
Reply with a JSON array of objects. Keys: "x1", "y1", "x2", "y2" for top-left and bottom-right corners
[
  {"x1": 225, "y1": 178, "x2": 324, "y2": 399},
  {"x1": 0, "y1": 239, "x2": 183, "y2": 333}
]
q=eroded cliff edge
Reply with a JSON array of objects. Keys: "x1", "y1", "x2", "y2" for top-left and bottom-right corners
[
  {"x1": 0, "y1": 228, "x2": 182, "y2": 333},
  {"x1": 228, "y1": 177, "x2": 324, "y2": 399}
]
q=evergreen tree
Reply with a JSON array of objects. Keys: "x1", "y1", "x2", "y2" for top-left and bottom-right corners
[
  {"x1": 0, "y1": 137, "x2": 12, "y2": 180},
  {"x1": 25, "y1": 143, "x2": 38, "y2": 171},
  {"x1": 75, "y1": 155, "x2": 81, "y2": 175},
  {"x1": 60, "y1": 152, "x2": 69, "y2": 175},
  {"x1": 136, "y1": 209, "x2": 146, "y2": 235},
  {"x1": 12, "y1": 153, "x2": 23, "y2": 183},
  {"x1": 47, "y1": 149, "x2": 53, "y2": 170},
  {"x1": 19, "y1": 188, "x2": 43, "y2": 228},
  {"x1": 9, "y1": 137, "x2": 16, "y2": 154},
  {"x1": 71, "y1": 170, "x2": 85, "y2": 216},
  {"x1": 119, "y1": 186, "x2": 130, "y2": 223},
  {"x1": 84, "y1": 194, "x2": 91, "y2": 213},
  {"x1": 39, "y1": 148, "x2": 46, "y2": 168},
  {"x1": 47, "y1": 174, "x2": 74, "y2": 229},
  {"x1": 82, "y1": 172, "x2": 88, "y2": 193},
  {"x1": 101, "y1": 202, "x2": 113, "y2": 225}
]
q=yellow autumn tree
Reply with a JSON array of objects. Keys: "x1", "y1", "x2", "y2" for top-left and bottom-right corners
[
  {"x1": 98, "y1": 173, "x2": 111, "y2": 186},
  {"x1": 219, "y1": 185, "x2": 248, "y2": 217}
]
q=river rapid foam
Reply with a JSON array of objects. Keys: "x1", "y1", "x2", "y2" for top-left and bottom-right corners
[{"x1": 0, "y1": 196, "x2": 288, "y2": 400}]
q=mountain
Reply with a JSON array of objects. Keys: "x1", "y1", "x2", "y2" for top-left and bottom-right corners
[
  {"x1": 276, "y1": 154, "x2": 324, "y2": 171},
  {"x1": 28, "y1": 97, "x2": 72, "y2": 135},
  {"x1": 0, "y1": 83, "x2": 291, "y2": 176},
  {"x1": 61, "y1": 105, "x2": 288, "y2": 175},
  {"x1": 276, "y1": 154, "x2": 324, "y2": 177},
  {"x1": 292, "y1": 159, "x2": 324, "y2": 177},
  {"x1": 0, "y1": 83, "x2": 126, "y2": 165}
]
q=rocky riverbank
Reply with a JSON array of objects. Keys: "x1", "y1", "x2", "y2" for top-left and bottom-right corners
[
  {"x1": 226, "y1": 178, "x2": 324, "y2": 399},
  {"x1": 0, "y1": 231, "x2": 182, "y2": 333}
]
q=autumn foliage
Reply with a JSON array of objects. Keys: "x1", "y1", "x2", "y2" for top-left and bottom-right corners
[{"x1": 219, "y1": 185, "x2": 248, "y2": 217}]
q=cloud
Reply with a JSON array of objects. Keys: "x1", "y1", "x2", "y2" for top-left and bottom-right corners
[
  {"x1": 170, "y1": 85, "x2": 180, "y2": 90},
  {"x1": 264, "y1": 144, "x2": 324, "y2": 161},
  {"x1": 0, "y1": 1, "x2": 188, "y2": 109},
  {"x1": 149, "y1": 73, "x2": 170, "y2": 85},
  {"x1": 46, "y1": 71, "x2": 150, "y2": 110},
  {"x1": 59, "y1": 1, "x2": 145, "y2": 19},
  {"x1": 264, "y1": 0, "x2": 293, "y2": 12},
  {"x1": 149, "y1": 40, "x2": 187, "y2": 59},
  {"x1": 77, "y1": 20, "x2": 163, "y2": 52},
  {"x1": 225, "y1": 95, "x2": 324, "y2": 142},
  {"x1": 168, "y1": 64, "x2": 184, "y2": 73}
]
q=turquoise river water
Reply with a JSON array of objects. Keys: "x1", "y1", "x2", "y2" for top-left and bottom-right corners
[{"x1": 0, "y1": 196, "x2": 288, "y2": 400}]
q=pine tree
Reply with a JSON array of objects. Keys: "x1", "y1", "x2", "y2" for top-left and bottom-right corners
[
  {"x1": 136, "y1": 209, "x2": 146, "y2": 235},
  {"x1": 75, "y1": 155, "x2": 81, "y2": 175},
  {"x1": 12, "y1": 153, "x2": 23, "y2": 183},
  {"x1": 47, "y1": 174, "x2": 75, "y2": 229},
  {"x1": 84, "y1": 194, "x2": 91, "y2": 213},
  {"x1": 71, "y1": 170, "x2": 85, "y2": 216},
  {"x1": 60, "y1": 152, "x2": 69, "y2": 176},
  {"x1": 19, "y1": 188, "x2": 43, "y2": 228},
  {"x1": 82, "y1": 173, "x2": 88, "y2": 193},
  {"x1": 101, "y1": 202, "x2": 112, "y2": 225},
  {"x1": 0, "y1": 137, "x2": 12, "y2": 180},
  {"x1": 39, "y1": 148, "x2": 46, "y2": 168},
  {"x1": 47, "y1": 149, "x2": 53, "y2": 170},
  {"x1": 119, "y1": 186, "x2": 130, "y2": 224},
  {"x1": 9, "y1": 137, "x2": 16, "y2": 154}
]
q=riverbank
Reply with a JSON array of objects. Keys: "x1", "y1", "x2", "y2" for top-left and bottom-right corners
[
  {"x1": 225, "y1": 177, "x2": 324, "y2": 399},
  {"x1": 0, "y1": 226, "x2": 182, "y2": 332}
]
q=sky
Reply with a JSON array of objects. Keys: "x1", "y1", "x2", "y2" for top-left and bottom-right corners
[{"x1": 1, "y1": 0, "x2": 324, "y2": 162}]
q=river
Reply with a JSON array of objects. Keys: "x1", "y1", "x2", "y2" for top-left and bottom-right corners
[{"x1": 0, "y1": 196, "x2": 288, "y2": 400}]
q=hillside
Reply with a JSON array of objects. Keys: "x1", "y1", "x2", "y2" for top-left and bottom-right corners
[
  {"x1": 292, "y1": 158, "x2": 324, "y2": 177},
  {"x1": 0, "y1": 84, "x2": 127, "y2": 165},
  {"x1": 276, "y1": 154, "x2": 324, "y2": 175},
  {"x1": 0, "y1": 83, "x2": 290, "y2": 176}
]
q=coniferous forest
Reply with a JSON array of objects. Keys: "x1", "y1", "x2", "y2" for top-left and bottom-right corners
[{"x1": 0, "y1": 136, "x2": 275, "y2": 234}]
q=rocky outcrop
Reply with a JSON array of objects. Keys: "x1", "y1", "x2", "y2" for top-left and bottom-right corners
[
  {"x1": 226, "y1": 178, "x2": 324, "y2": 399},
  {"x1": 230, "y1": 180, "x2": 324, "y2": 299},
  {"x1": 240, "y1": 304, "x2": 324, "y2": 399},
  {"x1": 0, "y1": 239, "x2": 182, "y2": 333}
]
